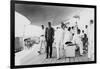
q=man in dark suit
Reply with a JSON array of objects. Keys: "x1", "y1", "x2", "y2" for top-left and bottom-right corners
[{"x1": 45, "y1": 22, "x2": 54, "y2": 58}]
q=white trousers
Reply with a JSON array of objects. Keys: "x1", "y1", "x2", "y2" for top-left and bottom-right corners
[
  {"x1": 78, "y1": 42, "x2": 83, "y2": 55},
  {"x1": 56, "y1": 41, "x2": 63, "y2": 59},
  {"x1": 39, "y1": 36, "x2": 46, "y2": 53}
]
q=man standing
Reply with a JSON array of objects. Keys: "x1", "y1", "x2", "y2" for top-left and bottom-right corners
[
  {"x1": 88, "y1": 20, "x2": 94, "y2": 61},
  {"x1": 64, "y1": 27, "x2": 73, "y2": 45},
  {"x1": 85, "y1": 25, "x2": 88, "y2": 35},
  {"x1": 72, "y1": 29, "x2": 83, "y2": 56},
  {"x1": 38, "y1": 25, "x2": 46, "y2": 54},
  {"x1": 45, "y1": 22, "x2": 54, "y2": 58},
  {"x1": 55, "y1": 23, "x2": 65, "y2": 59}
]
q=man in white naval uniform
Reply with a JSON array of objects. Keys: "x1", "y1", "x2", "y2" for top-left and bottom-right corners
[
  {"x1": 38, "y1": 25, "x2": 46, "y2": 54},
  {"x1": 72, "y1": 29, "x2": 83, "y2": 55},
  {"x1": 63, "y1": 27, "x2": 73, "y2": 46},
  {"x1": 84, "y1": 25, "x2": 89, "y2": 36},
  {"x1": 55, "y1": 23, "x2": 65, "y2": 59},
  {"x1": 71, "y1": 26, "x2": 75, "y2": 35},
  {"x1": 88, "y1": 20, "x2": 94, "y2": 61}
]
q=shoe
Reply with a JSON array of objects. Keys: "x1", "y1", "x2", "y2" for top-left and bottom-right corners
[
  {"x1": 50, "y1": 56, "x2": 52, "y2": 58},
  {"x1": 80, "y1": 54, "x2": 83, "y2": 56},
  {"x1": 38, "y1": 51, "x2": 41, "y2": 54},
  {"x1": 46, "y1": 57, "x2": 48, "y2": 59}
]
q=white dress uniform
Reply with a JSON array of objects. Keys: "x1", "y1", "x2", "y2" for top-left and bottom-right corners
[
  {"x1": 72, "y1": 34, "x2": 83, "y2": 55},
  {"x1": 71, "y1": 28, "x2": 75, "y2": 35},
  {"x1": 55, "y1": 28, "x2": 65, "y2": 59},
  {"x1": 88, "y1": 23, "x2": 94, "y2": 60},
  {"x1": 84, "y1": 28, "x2": 88, "y2": 36},
  {"x1": 39, "y1": 29, "x2": 46, "y2": 53},
  {"x1": 63, "y1": 29, "x2": 73, "y2": 46}
]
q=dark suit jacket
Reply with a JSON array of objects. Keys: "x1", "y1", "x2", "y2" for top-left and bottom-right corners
[{"x1": 45, "y1": 27, "x2": 54, "y2": 42}]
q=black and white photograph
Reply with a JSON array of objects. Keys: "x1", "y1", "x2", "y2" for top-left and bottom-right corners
[{"x1": 11, "y1": 0, "x2": 96, "y2": 68}]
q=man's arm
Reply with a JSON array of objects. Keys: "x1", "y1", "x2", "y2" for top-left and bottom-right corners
[
  {"x1": 52, "y1": 28, "x2": 55, "y2": 37},
  {"x1": 45, "y1": 27, "x2": 48, "y2": 41}
]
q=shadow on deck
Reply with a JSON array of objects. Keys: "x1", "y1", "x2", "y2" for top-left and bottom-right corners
[{"x1": 20, "y1": 47, "x2": 91, "y2": 65}]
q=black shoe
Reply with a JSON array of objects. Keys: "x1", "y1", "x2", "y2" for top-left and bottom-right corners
[
  {"x1": 38, "y1": 51, "x2": 41, "y2": 54},
  {"x1": 50, "y1": 56, "x2": 52, "y2": 58},
  {"x1": 46, "y1": 57, "x2": 48, "y2": 59},
  {"x1": 57, "y1": 58, "x2": 60, "y2": 60}
]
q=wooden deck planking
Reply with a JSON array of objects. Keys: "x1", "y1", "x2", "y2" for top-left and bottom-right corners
[
  {"x1": 19, "y1": 47, "x2": 90, "y2": 65},
  {"x1": 69, "y1": 57, "x2": 75, "y2": 62}
]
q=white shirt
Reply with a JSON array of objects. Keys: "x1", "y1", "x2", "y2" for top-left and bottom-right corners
[
  {"x1": 72, "y1": 34, "x2": 82, "y2": 45},
  {"x1": 55, "y1": 28, "x2": 64, "y2": 43},
  {"x1": 40, "y1": 28, "x2": 45, "y2": 41},
  {"x1": 80, "y1": 32, "x2": 84, "y2": 38},
  {"x1": 84, "y1": 28, "x2": 88, "y2": 37},
  {"x1": 64, "y1": 29, "x2": 73, "y2": 43},
  {"x1": 40, "y1": 29, "x2": 45, "y2": 36}
]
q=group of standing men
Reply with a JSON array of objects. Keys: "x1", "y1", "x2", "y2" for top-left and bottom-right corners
[
  {"x1": 38, "y1": 19, "x2": 94, "y2": 61},
  {"x1": 38, "y1": 22, "x2": 54, "y2": 58}
]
